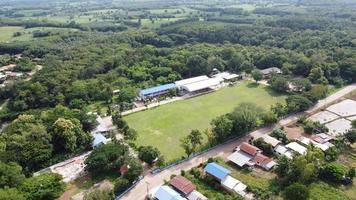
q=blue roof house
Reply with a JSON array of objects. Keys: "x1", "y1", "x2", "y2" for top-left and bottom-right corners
[
  {"x1": 139, "y1": 83, "x2": 176, "y2": 101},
  {"x1": 92, "y1": 133, "x2": 108, "y2": 148},
  {"x1": 204, "y1": 162, "x2": 231, "y2": 182},
  {"x1": 154, "y1": 186, "x2": 186, "y2": 200}
]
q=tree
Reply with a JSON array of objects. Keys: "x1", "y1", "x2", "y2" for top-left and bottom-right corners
[
  {"x1": 51, "y1": 118, "x2": 92, "y2": 153},
  {"x1": 207, "y1": 55, "x2": 225, "y2": 71},
  {"x1": 275, "y1": 156, "x2": 290, "y2": 177},
  {"x1": 285, "y1": 95, "x2": 312, "y2": 113},
  {"x1": 303, "y1": 85, "x2": 328, "y2": 103},
  {"x1": 261, "y1": 111, "x2": 278, "y2": 124},
  {"x1": 0, "y1": 161, "x2": 25, "y2": 188},
  {"x1": 117, "y1": 87, "x2": 137, "y2": 103},
  {"x1": 271, "y1": 103, "x2": 286, "y2": 118},
  {"x1": 291, "y1": 78, "x2": 312, "y2": 93},
  {"x1": 308, "y1": 67, "x2": 328, "y2": 84},
  {"x1": 345, "y1": 129, "x2": 356, "y2": 144},
  {"x1": 138, "y1": 146, "x2": 160, "y2": 164},
  {"x1": 251, "y1": 69, "x2": 263, "y2": 83},
  {"x1": 123, "y1": 158, "x2": 143, "y2": 183},
  {"x1": 211, "y1": 115, "x2": 233, "y2": 142},
  {"x1": 347, "y1": 167, "x2": 355, "y2": 179},
  {"x1": 284, "y1": 183, "x2": 309, "y2": 200},
  {"x1": 85, "y1": 142, "x2": 129, "y2": 173},
  {"x1": 270, "y1": 128, "x2": 288, "y2": 144},
  {"x1": 187, "y1": 129, "x2": 203, "y2": 151},
  {"x1": 180, "y1": 137, "x2": 194, "y2": 156},
  {"x1": 186, "y1": 55, "x2": 209, "y2": 77},
  {"x1": 253, "y1": 138, "x2": 273, "y2": 156},
  {"x1": 230, "y1": 103, "x2": 263, "y2": 134},
  {"x1": 14, "y1": 57, "x2": 35, "y2": 72},
  {"x1": 324, "y1": 146, "x2": 339, "y2": 161},
  {"x1": 0, "y1": 188, "x2": 26, "y2": 200},
  {"x1": 269, "y1": 75, "x2": 289, "y2": 92},
  {"x1": 114, "y1": 178, "x2": 130, "y2": 194},
  {"x1": 20, "y1": 173, "x2": 65, "y2": 200},
  {"x1": 1, "y1": 115, "x2": 53, "y2": 173},
  {"x1": 83, "y1": 189, "x2": 114, "y2": 200},
  {"x1": 319, "y1": 163, "x2": 347, "y2": 183}
]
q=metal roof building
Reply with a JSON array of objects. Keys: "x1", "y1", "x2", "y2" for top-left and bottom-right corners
[
  {"x1": 181, "y1": 78, "x2": 221, "y2": 93},
  {"x1": 139, "y1": 83, "x2": 176, "y2": 100},
  {"x1": 228, "y1": 151, "x2": 253, "y2": 167},
  {"x1": 154, "y1": 186, "x2": 187, "y2": 200},
  {"x1": 169, "y1": 175, "x2": 195, "y2": 196},
  {"x1": 174, "y1": 75, "x2": 209, "y2": 88},
  {"x1": 92, "y1": 133, "x2": 108, "y2": 148},
  {"x1": 286, "y1": 142, "x2": 307, "y2": 155},
  {"x1": 204, "y1": 162, "x2": 231, "y2": 181},
  {"x1": 261, "y1": 135, "x2": 281, "y2": 147}
]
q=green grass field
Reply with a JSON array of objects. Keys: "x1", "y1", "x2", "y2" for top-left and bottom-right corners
[
  {"x1": 0, "y1": 26, "x2": 25, "y2": 42},
  {"x1": 124, "y1": 81, "x2": 286, "y2": 160},
  {"x1": 0, "y1": 26, "x2": 78, "y2": 42}
]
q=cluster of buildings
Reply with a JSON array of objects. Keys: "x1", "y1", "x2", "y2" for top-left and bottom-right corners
[
  {"x1": 139, "y1": 72, "x2": 240, "y2": 101},
  {"x1": 150, "y1": 162, "x2": 252, "y2": 200},
  {"x1": 150, "y1": 175, "x2": 207, "y2": 200},
  {"x1": 308, "y1": 99, "x2": 356, "y2": 137},
  {"x1": 0, "y1": 64, "x2": 23, "y2": 86},
  {"x1": 228, "y1": 142, "x2": 276, "y2": 170}
]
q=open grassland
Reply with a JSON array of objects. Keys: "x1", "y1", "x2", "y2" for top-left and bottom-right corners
[
  {"x1": 0, "y1": 26, "x2": 25, "y2": 42},
  {"x1": 0, "y1": 26, "x2": 79, "y2": 42},
  {"x1": 124, "y1": 81, "x2": 286, "y2": 160},
  {"x1": 309, "y1": 182, "x2": 351, "y2": 200}
]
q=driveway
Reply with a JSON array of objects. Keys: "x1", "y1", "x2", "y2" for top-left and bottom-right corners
[{"x1": 119, "y1": 83, "x2": 356, "y2": 200}]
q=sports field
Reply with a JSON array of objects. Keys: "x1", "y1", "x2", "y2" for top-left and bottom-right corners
[{"x1": 124, "y1": 81, "x2": 286, "y2": 161}]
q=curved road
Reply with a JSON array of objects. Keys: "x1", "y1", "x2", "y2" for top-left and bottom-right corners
[{"x1": 120, "y1": 83, "x2": 356, "y2": 200}]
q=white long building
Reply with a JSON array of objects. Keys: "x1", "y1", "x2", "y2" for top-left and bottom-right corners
[
  {"x1": 174, "y1": 75, "x2": 209, "y2": 89},
  {"x1": 181, "y1": 77, "x2": 222, "y2": 93}
]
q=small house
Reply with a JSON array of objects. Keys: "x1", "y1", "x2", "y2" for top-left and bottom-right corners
[
  {"x1": 91, "y1": 133, "x2": 108, "y2": 148},
  {"x1": 260, "y1": 67, "x2": 282, "y2": 78},
  {"x1": 169, "y1": 175, "x2": 195, "y2": 197},
  {"x1": 204, "y1": 162, "x2": 231, "y2": 182},
  {"x1": 154, "y1": 186, "x2": 186, "y2": 200},
  {"x1": 286, "y1": 142, "x2": 307, "y2": 155}
]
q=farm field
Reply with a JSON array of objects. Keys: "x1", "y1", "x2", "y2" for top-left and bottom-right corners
[{"x1": 124, "y1": 81, "x2": 286, "y2": 160}]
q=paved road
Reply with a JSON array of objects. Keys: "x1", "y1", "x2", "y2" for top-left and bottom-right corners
[{"x1": 120, "y1": 84, "x2": 356, "y2": 200}]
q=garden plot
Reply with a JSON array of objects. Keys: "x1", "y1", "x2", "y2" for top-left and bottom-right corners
[
  {"x1": 325, "y1": 118, "x2": 352, "y2": 136},
  {"x1": 326, "y1": 99, "x2": 356, "y2": 117},
  {"x1": 308, "y1": 110, "x2": 340, "y2": 124}
]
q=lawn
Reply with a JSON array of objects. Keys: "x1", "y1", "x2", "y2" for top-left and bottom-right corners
[{"x1": 124, "y1": 81, "x2": 286, "y2": 161}]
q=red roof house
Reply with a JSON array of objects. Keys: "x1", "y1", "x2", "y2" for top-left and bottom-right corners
[
  {"x1": 170, "y1": 175, "x2": 196, "y2": 196},
  {"x1": 254, "y1": 154, "x2": 276, "y2": 170},
  {"x1": 239, "y1": 142, "x2": 261, "y2": 156}
]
